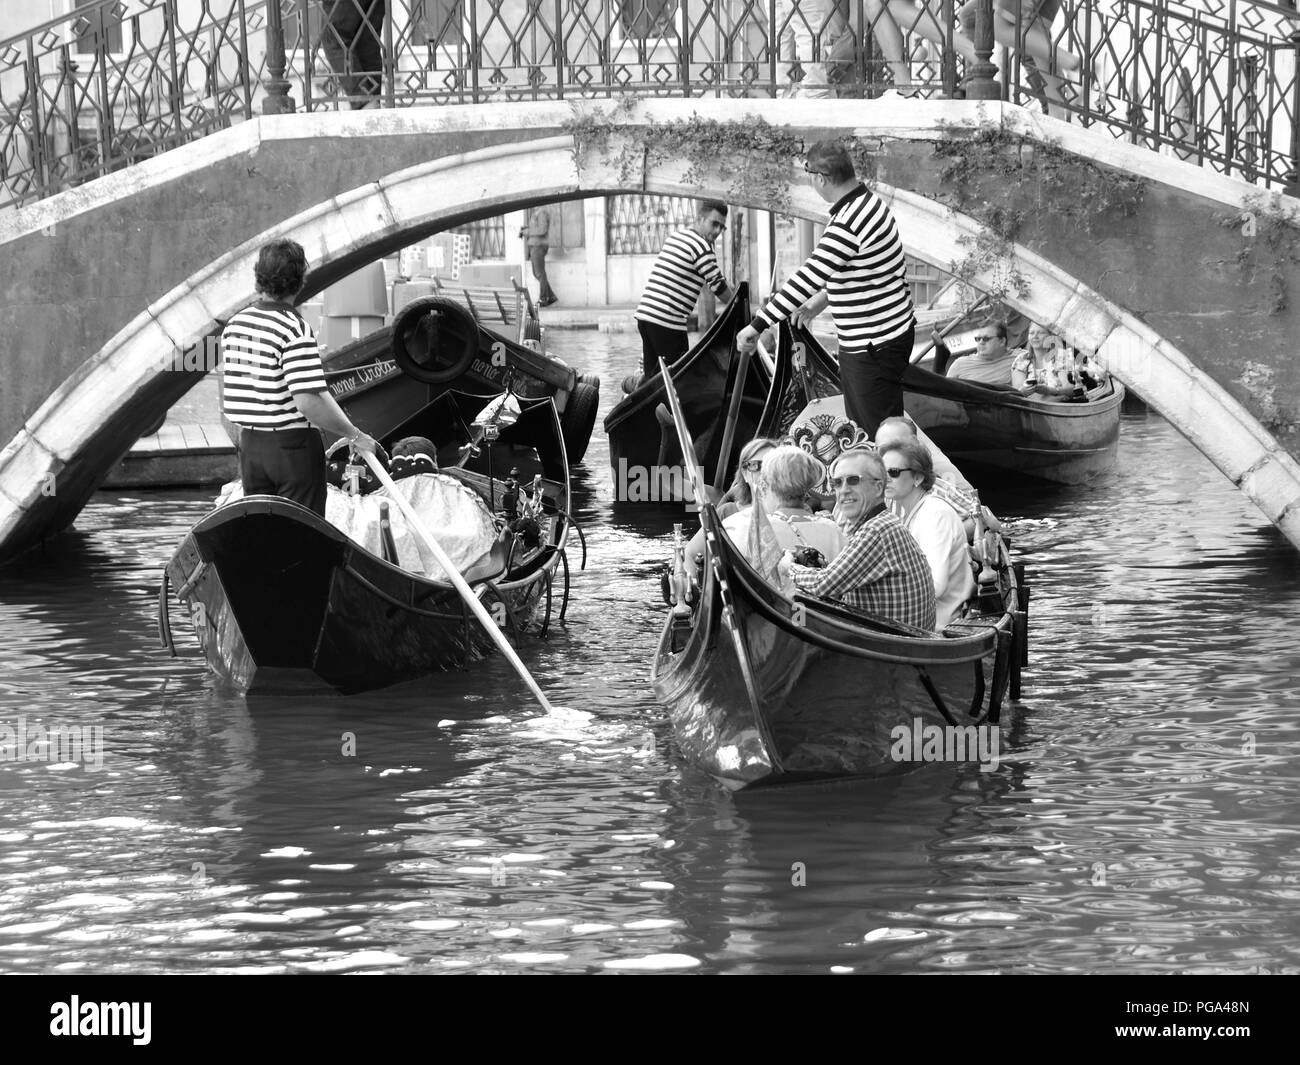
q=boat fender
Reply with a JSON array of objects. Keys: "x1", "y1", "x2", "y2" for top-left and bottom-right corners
[{"x1": 392, "y1": 296, "x2": 480, "y2": 386}]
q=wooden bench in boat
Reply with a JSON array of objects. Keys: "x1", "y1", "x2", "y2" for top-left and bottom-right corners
[{"x1": 429, "y1": 277, "x2": 541, "y2": 347}]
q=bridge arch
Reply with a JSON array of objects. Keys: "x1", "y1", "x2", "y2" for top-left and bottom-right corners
[{"x1": 1, "y1": 100, "x2": 1298, "y2": 559}]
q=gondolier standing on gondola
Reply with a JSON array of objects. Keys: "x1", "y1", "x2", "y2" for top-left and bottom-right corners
[
  {"x1": 222, "y1": 238, "x2": 379, "y2": 517},
  {"x1": 735, "y1": 140, "x2": 916, "y2": 439},
  {"x1": 634, "y1": 200, "x2": 736, "y2": 381}
]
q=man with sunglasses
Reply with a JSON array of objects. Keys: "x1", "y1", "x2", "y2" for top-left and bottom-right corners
[
  {"x1": 943, "y1": 320, "x2": 1024, "y2": 388},
  {"x1": 735, "y1": 140, "x2": 915, "y2": 439},
  {"x1": 776, "y1": 448, "x2": 936, "y2": 631}
]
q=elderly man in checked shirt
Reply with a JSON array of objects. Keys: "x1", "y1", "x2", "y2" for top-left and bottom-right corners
[{"x1": 776, "y1": 448, "x2": 936, "y2": 631}]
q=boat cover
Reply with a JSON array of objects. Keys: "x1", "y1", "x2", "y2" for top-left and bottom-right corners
[{"x1": 215, "y1": 475, "x2": 498, "y2": 581}]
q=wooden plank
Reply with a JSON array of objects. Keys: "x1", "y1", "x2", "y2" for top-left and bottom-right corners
[
  {"x1": 204, "y1": 422, "x2": 235, "y2": 448},
  {"x1": 155, "y1": 425, "x2": 187, "y2": 452}
]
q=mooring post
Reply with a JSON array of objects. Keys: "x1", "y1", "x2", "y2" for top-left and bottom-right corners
[
  {"x1": 963, "y1": 0, "x2": 1000, "y2": 100},
  {"x1": 262, "y1": 0, "x2": 295, "y2": 114}
]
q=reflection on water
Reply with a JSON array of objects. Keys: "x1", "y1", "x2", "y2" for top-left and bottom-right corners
[{"x1": 1, "y1": 329, "x2": 1298, "y2": 974}]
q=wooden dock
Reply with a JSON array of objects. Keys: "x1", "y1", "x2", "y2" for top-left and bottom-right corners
[{"x1": 102, "y1": 420, "x2": 237, "y2": 489}]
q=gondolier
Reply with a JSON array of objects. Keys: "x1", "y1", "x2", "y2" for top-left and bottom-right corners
[
  {"x1": 222, "y1": 238, "x2": 378, "y2": 517},
  {"x1": 634, "y1": 200, "x2": 735, "y2": 380},
  {"x1": 736, "y1": 140, "x2": 916, "y2": 439}
]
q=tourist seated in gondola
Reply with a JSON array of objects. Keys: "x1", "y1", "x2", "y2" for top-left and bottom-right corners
[
  {"x1": 1014, "y1": 324, "x2": 1087, "y2": 401},
  {"x1": 685, "y1": 436, "x2": 779, "y2": 563},
  {"x1": 722, "y1": 445, "x2": 844, "y2": 567},
  {"x1": 777, "y1": 448, "x2": 937, "y2": 632},
  {"x1": 879, "y1": 439, "x2": 976, "y2": 631},
  {"x1": 874, "y1": 416, "x2": 979, "y2": 534},
  {"x1": 940, "y1": 319, "x2": 1026, "y2": 389}
]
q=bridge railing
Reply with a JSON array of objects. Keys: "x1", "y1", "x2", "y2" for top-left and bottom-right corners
[{"x1": 1, "y1": 0, "x2": 1297, "y2": 213}]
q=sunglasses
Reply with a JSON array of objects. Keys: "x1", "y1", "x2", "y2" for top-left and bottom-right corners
[
  {"x1": 885, "y1": 467, "x2": 916, "y2": 478},
  {"x1": 828, "y1": 474, "x2": 875, "y2": 489},
  {"x1": 741, "y1": 459, "x2": 764, "y2": 473},
  {"x1": 973, "y1": 335, "x2": 998, "y2": 342},
  {"x1": 802, "y1": 162, "x2": 828, "y2": 176}
]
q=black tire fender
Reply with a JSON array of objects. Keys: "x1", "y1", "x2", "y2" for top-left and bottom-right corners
[
  {"x1": 391, "y1": 296, "x2": 480, "y2": 385},
  {"x1": 560, "y1": 379, "x2": 601, "y2": 465}
]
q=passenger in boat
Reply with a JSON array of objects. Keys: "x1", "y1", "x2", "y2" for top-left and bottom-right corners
[
  {"x1": 1015, "y1": 324, "x2": 1084, "y2": 399},
  {"x1": 685, "y1": 436, "x2": 779, "y2": 563},
  {"x1": 722, "y1": 445, "x2": 844, "y2": 565},
  {"x1": 874, "y1": 416, "x2": 978, "y2": 536},
  {"x1": 734, "y1": 140, "x2": 916, "y2": 439},
  {"x1": 943, "y1": 320, "x2": 1024, "y2": 388},
  {"x1": 777, "y1": 448, "x2": 936, "y2": 631},
  {"x1": 389, "y1": 436, "x2": 438, "y2": 479},
  {"x1": 222, "y1": 238, "x2": 379, "y2": 517},
  {"x1": 633, "y1": 200, "x2": 736, "y2": 380},
  {"x1": 879, "y1": 439, "x2": 975, "y2": 630}
]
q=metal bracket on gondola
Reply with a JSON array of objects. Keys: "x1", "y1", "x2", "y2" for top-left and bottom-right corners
[
  {"x1": 157, "y1": 569, "x2": 176, "y2": 656},
  {"x1": 174, "y1": 560, "x2": 207, "y2": 601}
]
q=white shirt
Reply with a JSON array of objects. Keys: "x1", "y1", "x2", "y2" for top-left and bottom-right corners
[{"x1": 894, "y1": 492, "x2": 975, "y2": 630}]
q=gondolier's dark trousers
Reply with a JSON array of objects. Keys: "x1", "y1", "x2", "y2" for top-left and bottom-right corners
[
  {"x1": 637, "y1": 320, "x2": 690, "y2": 379},
  {"x1": 238, "y1": 427, "x2": 328, "y2": 517},
  {"x1": 838, "y1": 325, "x2": 915, "y2": 440}
]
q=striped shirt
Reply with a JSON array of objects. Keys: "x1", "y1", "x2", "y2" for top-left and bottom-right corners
[
  {"x1": 635, "y1": 228, "x2": 728, "y2": 332},
  {"x1": 752, "y1": 183, "x2": 914, "y2": 350},
  {"x1": 221, "y1": 303, "x2": 328, "y2": 430},
  {"x1": 788, "y1": 503, "x2": 936, "y2": 631}
]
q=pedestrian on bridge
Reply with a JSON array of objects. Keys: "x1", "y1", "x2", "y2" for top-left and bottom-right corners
[
  {"x1": 320, "y1": 0, "x2": 385, "y2": 108},
  {"x1": 735, "y1": 140, "x2": 916, "y2": 439},
  {"x1": 222, "y1": 239, "x2": 379, "y2": 517}
]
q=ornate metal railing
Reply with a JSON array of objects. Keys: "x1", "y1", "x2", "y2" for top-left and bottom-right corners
[{"x1": 2, "y1": 0, "x2": 1298, "y2": 212}]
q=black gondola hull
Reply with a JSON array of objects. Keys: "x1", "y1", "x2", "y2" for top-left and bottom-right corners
[{"x1": 652, "y1": 509, "x2": 1018, "y2": 789}]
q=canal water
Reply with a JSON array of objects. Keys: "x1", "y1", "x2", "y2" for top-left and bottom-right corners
[{"x1": 0, "y1": 328, "x2": 1297, "y2": 976}]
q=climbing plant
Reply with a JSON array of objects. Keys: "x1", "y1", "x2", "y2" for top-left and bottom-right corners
[
  {"x1": 1226, "y1": 193, "x2": 1300, "y2": 315},
  {"x1": 930, "y1": 123, "x2": 1147, "y2": 311},
  {"x1": 562, "y1": 100, "x2": 808, "y2": 213}
]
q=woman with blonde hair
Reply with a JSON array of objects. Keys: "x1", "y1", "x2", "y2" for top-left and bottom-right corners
[
  {"x1": 722, "y1": 444, "x2": 844, "y2": 566},
  {"x1": 685, "y1": 436, "x2": 780, "y2": 563}
]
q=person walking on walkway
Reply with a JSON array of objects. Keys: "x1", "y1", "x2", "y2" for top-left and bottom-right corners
[
  {"x1": 634, "y1": 200, "x2": 736, "y2": 381},
  {"x1": 735, "y1": 140, "x2": 916, "y2": 439},
  {"x1": 222, "y1": 239, "x2": 378, "y2": 517},
  {"x1": 520, "y1": 206, "x2": 557, "y2": 307}
]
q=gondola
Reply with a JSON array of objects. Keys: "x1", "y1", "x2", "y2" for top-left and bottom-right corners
[
  {"x1": 650, "y1": 366, "x2": 1027, "y2": 791},
  {"x1": 603, "y1": 283, "x2": 794, "y2": 503},
  {"x1": 322, "y1": 295, "x2": 601, "y2": 464},
  {"x1": 902, "y1": 368, "x2": 1124, "y2": 484},
  {"x1": 158, "y1": 390, "x2": 578, "y2": 694},
  {"x1": 783, "y1": 322, "x2": 1124, "y2": 485}
]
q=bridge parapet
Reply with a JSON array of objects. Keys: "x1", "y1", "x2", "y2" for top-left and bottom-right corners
[{"x1": 2, "y1": 0, "x2": 1299, "y2": 213}]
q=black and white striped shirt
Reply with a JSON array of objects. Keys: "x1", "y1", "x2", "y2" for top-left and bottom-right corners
[
  {"x1": 221, "y1": 303, "x2": 328, "y2": 430},
  {"x1": 634, "y1": 228, "x2": 728, "y2": 332},
  {"x1": 752, "y1": 184, "x2": 914, "y2": 349}
]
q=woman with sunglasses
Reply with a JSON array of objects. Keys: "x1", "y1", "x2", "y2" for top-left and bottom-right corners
[
  {"x1": 685, "y1": 437, "x2": 781, "y2": 563},
  {"x1": 878, "y1": 439, "x2": 975, "y2": 630}
]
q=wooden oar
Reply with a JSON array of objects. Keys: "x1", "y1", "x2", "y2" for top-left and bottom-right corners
[
  {"x1": 659, "y1": 358, "x2": 710, "y2": 513},
  {"x1": 360, "y1": 451, "x2": 557, "y2": 714},
  {"x1": 712, "y1": 343, "x2": 752, "y2": 495},
  {"x1": 909, "y1": 291, "x2": 993, "y2": 364}
]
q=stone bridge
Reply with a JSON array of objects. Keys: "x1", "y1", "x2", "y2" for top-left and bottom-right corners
[{"x1": 1, "y1": 98, "x2": 1299, "y2": 561}]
